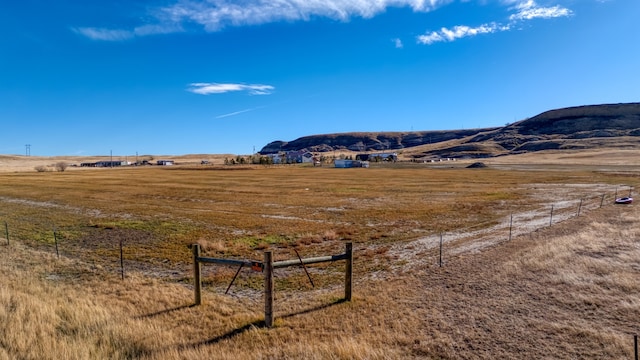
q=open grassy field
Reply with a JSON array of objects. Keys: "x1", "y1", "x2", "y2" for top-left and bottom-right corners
[{"x1": 1, "y1": 151, "x2": 640, "y2": 359}]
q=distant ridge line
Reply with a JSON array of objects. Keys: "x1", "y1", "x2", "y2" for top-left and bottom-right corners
[{"x1": 259, "y1": 102, "x2": 640, "y2": 159}]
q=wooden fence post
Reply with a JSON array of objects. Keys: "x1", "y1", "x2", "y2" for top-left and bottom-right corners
[
  {"x1": 264, "y1": 251, "x2": 274, "y2": 328},
  {"x1": 549, "y1": 205, "x2": 554, "y2": 227},
  {"x1": 635, "y1": 334, "x2": 638, "y2": 360},
  {"x1": 345, "y1": 242, "x2": 353, "y2": 301},
  {"x1": 193, "y1": 244, "x2": 202, "y2": 306},
  {"x1": 4, "y1": 221, "x2": 8, "y2": 245},
  {"x1": 600, "y1": 194, "x2": 605, "y2": 208}
]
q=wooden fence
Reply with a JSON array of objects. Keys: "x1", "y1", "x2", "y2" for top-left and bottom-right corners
[{"x1": 192, "y1": 242, "x2": 353, "y2": 327}]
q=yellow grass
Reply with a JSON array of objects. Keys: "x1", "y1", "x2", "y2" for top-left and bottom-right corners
[{"x1": 1, "y1": 152, "x2": 639, "y2": 359}]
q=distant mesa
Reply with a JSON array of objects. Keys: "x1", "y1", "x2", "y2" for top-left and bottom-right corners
[
  {"x1": 259, "y1": 129, "x2": 492, "y2": 155},
  {"x1": 259, "y1": 102, "x2": 640, "y2": 160}
]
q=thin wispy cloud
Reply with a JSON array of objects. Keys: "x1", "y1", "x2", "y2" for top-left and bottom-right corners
[
  {"x1": 393, "y1": 38, "x2": 404, "y2": 48},
  {"x1": 417, "y1": 0, "x2": 572, "y2": 45},
  {"x1": 216, "y1": 108, "x2": 255, "y2": 119},
  {"x1": 72, "y1": 27, "x2": 134, "y2": 41},
  {"x1": 72, "y1": 23, "x2": 183, "y2": 41},
  {"x1": 187, "y1": 83, "x2": 275, "y2": 95},
  {"x1": 418, "y1": 23, "x2": 509, "y2": 45},
  {"x1": 509, "y1": 0, "x2": 572, "y2": 21}
]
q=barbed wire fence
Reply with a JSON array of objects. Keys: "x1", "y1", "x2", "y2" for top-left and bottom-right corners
[{"x1": 0, "y1": 186, "x2": 632, "y2": 279}]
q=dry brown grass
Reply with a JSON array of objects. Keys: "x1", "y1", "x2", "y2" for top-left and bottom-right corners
[{"x1": 1, "y1": 151, "x2": 639, "y2": 359}]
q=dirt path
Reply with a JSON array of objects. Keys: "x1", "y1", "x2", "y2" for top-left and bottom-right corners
[{"x1": 388, "y1": 182, "x2": 618, "y2": 272}]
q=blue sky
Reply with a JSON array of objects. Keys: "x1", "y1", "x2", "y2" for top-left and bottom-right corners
[{"x1": 1, "y1": 0, "x2": 638, "y2": 156}]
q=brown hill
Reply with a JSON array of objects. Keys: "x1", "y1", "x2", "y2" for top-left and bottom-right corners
[{"x1": 259, "y1": 102, "x2": 640, "y2": 159}]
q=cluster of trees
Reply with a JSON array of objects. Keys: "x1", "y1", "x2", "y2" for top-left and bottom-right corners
[
  {"x1": 34, "y1": 162, "x2": 69, "y2": 172},
  {"x1": 224, "y1": 155, "x2": 274, "y2": 165},
  {"x1": 225, "y1": 152, "x2": 405, "y2": 166},
  {"x1": 369, "y1": 155, "x2": 396, "y2": 162},
  {"x1": 224, "y1": 154, "x2": 332, "y2": 166}
]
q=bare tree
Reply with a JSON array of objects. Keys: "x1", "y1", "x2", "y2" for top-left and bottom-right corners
[{"x1": 55, "y1": 162, "x2": 68, "y2": 172}]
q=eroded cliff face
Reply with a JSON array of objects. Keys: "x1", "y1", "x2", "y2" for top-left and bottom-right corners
[
  {"x1": 477, "y1": 103, "x2": 640, "y2": 152},
  {"x1": 259, "y1": 129, "x2": 494, "y2": 154},
  {"x1": 259, "y1": 103, "x2": 640, "y2": 158}
]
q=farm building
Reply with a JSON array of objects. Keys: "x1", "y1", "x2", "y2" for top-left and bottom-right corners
[
  {"x1": 93, "y1": 161, "x2": 129, "y2": 167},
  {"x1": 285, "y1": 151, "x2": 315, "y2": 164},
  {"x1": 265, "y1": 154, "x2": 283, "y2": 164},
  {"x1": 334, "y1": 159, "x2": 368, "y2": 168},
  {"x1": 266, "y1": 151, "x2": 316, "y2": 164},
  {"x1": 157, "y1": 160, "x2": 174, "y2": 166}
]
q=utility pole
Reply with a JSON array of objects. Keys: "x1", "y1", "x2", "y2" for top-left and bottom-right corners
[{"x1": 25, "y1": 144, "x2": 31, "y2": 156}]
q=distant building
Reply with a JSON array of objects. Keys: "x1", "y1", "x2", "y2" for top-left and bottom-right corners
[
  {"x1": 266, "y1": 154, "x2": 283, "y2": 164},
  {"x1": 284, "y1": 151, "x2": 315, "y2": 164},
  {"x1": 301, "y1": 152, "x2": 315, "y2": 163},
  {"x1": 94, "y1": 160, "x2": 128, "y2": 167},
  {"x1": 334, "y1": 159, "x2": 368, "y2": 168},
  {"x1": 266, "y1": 151, "x2": 316, "y2": 164},
  {"x1": 157, "y1": 160, "x2": 174, "y2": 166}
]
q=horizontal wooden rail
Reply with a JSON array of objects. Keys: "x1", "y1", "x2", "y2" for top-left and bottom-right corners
[
  {"x1": 273, "y1": 253, "x2": 348, "y2": 268},
  {"x1": 197, "y1": 256, "x2": 260, "y2": 269},
  {"x1": 195, "y1": 252, "x2": 348, "y2": 271}
]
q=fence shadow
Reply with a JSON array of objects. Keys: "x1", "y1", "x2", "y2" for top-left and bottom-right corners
[
  {"x1": 135, "y1": 303, "x2": 196, "y2": 319},
  {"x1": 180, "y1": 320, "x2": 267, "y2": 349},
  {"x1": 280, "y1": 298, "x2": 347, "y2": 320},
  {"x1": 181, "y1": 298, "x2": 347, "y2": 349}
]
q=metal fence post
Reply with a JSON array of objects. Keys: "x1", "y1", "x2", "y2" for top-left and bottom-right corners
[
  {"x1": 439, "y1": 233, "x2": 443, "y2": 267},
  {"x1": 53, "y1": 227, "x2": 59, "y2": 258},
  {"x1": 508, "y1": 213, "x2": 513, "y2": 241},
  {"x1": 577, "y1": 199, "x2": 583, "y2": 217},
  {"x1": 120, "y1": 239, "x2": 125, "y2": 280}
]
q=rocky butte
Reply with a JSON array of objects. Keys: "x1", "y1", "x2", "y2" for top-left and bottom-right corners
[{"x1": 259, "y1": 103, "x2": 640, "y2": 159}]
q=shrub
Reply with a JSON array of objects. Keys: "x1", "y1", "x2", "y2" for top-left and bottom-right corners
[
  {"x1": 34, "y1": 165, "x2": 48, "y2": 172},
  {"x1": 323, "y1": 230, "x2": 338, "y2": 241},
  {"x1": 55, "y1": 162, "x2": 69, "y2": 172}
]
